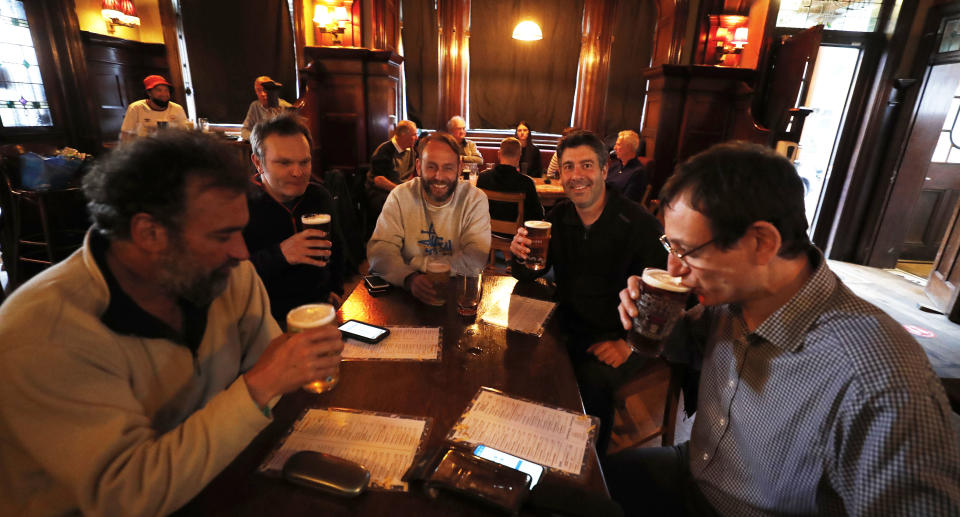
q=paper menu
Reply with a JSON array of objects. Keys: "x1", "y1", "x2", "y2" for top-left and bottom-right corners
[
  {"x1": 447, "y1": 388, "x2": 598, "y2": 478},
  {"x1": 260, "y1": 408, "x2": 430, "y2": 491},
  {"x1": 479, "y1": 295, "x2": 557, "y2": 336},
  {"x1": 342, "y1": 326, "x2": 442, "y2": 361}
]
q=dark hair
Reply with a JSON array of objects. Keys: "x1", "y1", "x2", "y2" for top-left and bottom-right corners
[
  {"x1": 250, "y1": 114, "x2": 313, "y2": 162},
  {"x1": 556, "y1": 130, "x2": 608, "y2": 169},
  {"x1": 515, "y1": 120, "x2": 531, "y2": 135},
  {"x1": 422, "y1": 131, "x2": 464, "y2": 157},
  {"x1": 83, "y1": 130, "x2": 249, "y2": 240},
  {"x1": 659, "y1": 141, "x2": 811, "y2": 258}
]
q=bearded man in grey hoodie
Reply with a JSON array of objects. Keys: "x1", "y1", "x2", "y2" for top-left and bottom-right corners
[{"x1": 367, "y1": 131, "x2": 491, "y2": 304}]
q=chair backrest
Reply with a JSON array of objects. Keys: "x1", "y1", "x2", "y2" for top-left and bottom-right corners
[{"x1": 480, "y1": 189, "x2": 524, "y2": 235}]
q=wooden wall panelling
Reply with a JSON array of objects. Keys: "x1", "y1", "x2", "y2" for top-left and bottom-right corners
[
  {"x1": 370, "y1": 0, "x2": 400, "y2": 51},
  {"x1": 300, "y1": 47, "x2": 402, "y2": 176},
  {"x1": 156, "y1": 0, "x2": 185, "y2": 109},
  {"x1": 571, "y1": 0, "x2": 618, "y2": 132},
  {"x1": 642, "y1": 65, "x2": 761, "y2": 195},
  {"x1": 436, "y1": 0, "x2": 470, "y2": 128},
  {"x1": 926, "y1": 198, "x2": 960, "y2": 321}
]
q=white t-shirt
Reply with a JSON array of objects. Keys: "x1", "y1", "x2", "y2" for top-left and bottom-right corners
[{"x1": 119, "y1": 99, "x2": 189, "y2": 139}]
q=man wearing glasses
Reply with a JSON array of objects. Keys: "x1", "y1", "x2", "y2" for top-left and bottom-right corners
[
  {"x1": 510, "y1": 130, "x2": 666, "y2": 456},
  {"x1": 608, "y1": 141, "x2": 959, "y2": 515}
]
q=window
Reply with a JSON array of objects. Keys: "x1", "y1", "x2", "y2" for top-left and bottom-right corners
[
  {"x1": 776, "y1": 0, "x2": 883, "y2": 32},
  {"x1": 930, "y1": 80, "x2": 960, "y2": 164},
  {"x1": 0, "y1": 0, "x2": 52, "y2": 128}
]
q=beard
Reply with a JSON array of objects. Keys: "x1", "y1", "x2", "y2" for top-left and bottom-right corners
[
  {"x1": 156, "y1": 237, "x2": 236, "y2": 306},
  {"x1": 423, "y1": 177, "x2": 457, "y2": 204},
  {"x1": 150, "y1": 96, "x2": 170, "y2": 109}
]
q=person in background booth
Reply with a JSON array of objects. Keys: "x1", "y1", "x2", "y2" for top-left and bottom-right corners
[
  {"x1": 607, "y1": 141, "x2": 960, "y2": 516},
  {"x1": 119, "y1": 75, "x2": 188, "y2": 142},
  {"x1": 476, "y1": 136, "x2": 544, "y2": 234},
  {"x1": 0, "y1": 130, "x2": 343, "y2": 517},
  {"x1": 243, "y1": 115, "x2": 344, "y2": 327},
  {"x1": 605, "y1": 130, "x2": 648, "y2": 204},
  {"x1": 516, "y1": 120, "x2": 543, "y2": 177},
  {"x1": 447, "y1": 115, "x2": 484, "y2": 165},
  {"x1": 241, "y1": 76, "x2": 294, "y2": 141},
  {"x1": 366, "y1": 120, "x2": 418, "y2": 227}
]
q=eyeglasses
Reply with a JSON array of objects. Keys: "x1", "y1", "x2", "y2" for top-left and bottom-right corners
[{"x1": 659, "y1": 234, "x2": 715, "y2": 266}]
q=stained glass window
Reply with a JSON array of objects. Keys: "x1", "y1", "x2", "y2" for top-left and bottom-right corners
[
  {"x1": 930, "y1": 81, "x2": 960, "y2": 164},
  {"x1": 0, "y1": 0, "x2": 53, "y2": 127},
  {"x1": 776, "y1": 0, "x2": 883, "y2": 32}
]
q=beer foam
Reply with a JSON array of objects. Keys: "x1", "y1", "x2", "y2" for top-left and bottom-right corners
[
  {"x1": 301, "y1": 213, "x2": 331, "y2": 225},
  {"x1": 425, "y1": 260, "x2": 451, "y2": 274},
  {"x1": 524, "y1": 220, "x2": 552, "y2": 230},
  {"x1": 286, "y1": 303, "x2": 335, "y2": 328},
  {"x1": 642, "y1": 268, "x2": 690, "y2": 293}
]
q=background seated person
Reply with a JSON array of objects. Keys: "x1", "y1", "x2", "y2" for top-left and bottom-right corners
[
  {"x1": 516, "y1": 120, "x2": 543, "y2": 177},
  {"x1": 241, "y1": 76, "x2": 293, "y2": 140},
  {"x1": 447, "y1": 115, "x2": 484, "y2": 165},
  {"x1": 476, "y1": 136, "x2": 544, "y2": 235},
  {"x1": 243, "y1": 115, "x2": 344, "y2": 327},
  {"x1": 546, "y1": 126, "x2": 578, "y2": 178},
  {"x1": 510, "y1": 130, "x2": 666, "y2": 455},
  {"x1": 367, "y1": 132, "x2": 490, "y2": 305},
  {"x1": 608, "y1": 141, "x2": 960, "y2": 516},
  {"x1": 366, "y1": 120, "x2": 418, "y2": 228},
  {"x1": 119, "y1": 75, "x2": 188, "y2": 142},
  {"x1": 0, "y1": 130, "x2": 342, "y2": 517},
  {"x1": 605, "y1": 130, "x2": 648, "y2": 204}
]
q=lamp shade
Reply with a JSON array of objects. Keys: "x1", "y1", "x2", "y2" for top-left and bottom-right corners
[
  {"x1": 333, "y1": 6, "x2": 350, "y2": 23},
  {"x1": 313, "y1": 5, "x2": 330, "y2": 25},
  {"x1": 512, "y1": 20, "x2": 543, "y2": 41},
  {"x1": 732, "y1": 27, "x2": 749, "y2": 46}
]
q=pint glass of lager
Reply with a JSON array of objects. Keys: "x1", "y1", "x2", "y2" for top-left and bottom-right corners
[
  {"x1": 628, "y1": 268, "x2": 690, "y2": 356},
  {"x1": 286, "y1": 303, "x2": 339, "y2": 394},
  {"x1": 523, "y1": 221, "x2": 551, "y2": 271},
  {"x1": 424, "y1": 257, "x2": 451, "y2": 306}
]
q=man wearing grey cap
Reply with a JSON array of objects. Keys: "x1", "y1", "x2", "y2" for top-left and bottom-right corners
[{"x1": 241, "y1": 75, "x2": 293, "y2": 140}]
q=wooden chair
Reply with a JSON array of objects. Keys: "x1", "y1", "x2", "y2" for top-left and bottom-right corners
[
  {"x1": 480, "y1": 189, "x2": 524, "y2": 270},
  {"x1": 612, "y1": 357, "x2": 683, "y2": 448}
]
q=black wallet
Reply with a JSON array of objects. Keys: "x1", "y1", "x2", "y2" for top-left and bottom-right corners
[{"x1": 405, "y1": 446, "x2": 532, "y2": 514}]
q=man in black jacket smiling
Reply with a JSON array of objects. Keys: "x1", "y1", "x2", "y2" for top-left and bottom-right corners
[
  {"x1": 510, "y1": 130, "x2": 666, "y2": 455},
  {"x1": 243, "y1": 115, "x2": 344, "y2": 327}
]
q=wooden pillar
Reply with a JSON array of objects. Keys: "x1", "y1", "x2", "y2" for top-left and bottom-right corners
[
  {"x1": 571, "y1": 0, "x2": 618, "y2": 132},
  {"x1": 157, "y1": 0, "x2": 186, "y2": 107},
  {"x1": 436, "y1": 0, "x2": 470, "y2": 129}
]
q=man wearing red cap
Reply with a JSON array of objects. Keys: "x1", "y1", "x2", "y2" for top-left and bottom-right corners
[{"x1": 119, "y1": 75, "x2": 188, "y2": 142}]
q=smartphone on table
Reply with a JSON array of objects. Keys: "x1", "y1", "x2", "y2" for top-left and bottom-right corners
[
  {"x1": 473, "y1": 444, "x2": 544, "y2": 488},
  {"x1": 363, "y1": 275, "x2": 391, "y2": 295},
  {"x1": 338, "y1": 320, "x2": 389, "y2": 344}
]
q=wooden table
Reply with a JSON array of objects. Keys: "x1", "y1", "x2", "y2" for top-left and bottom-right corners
[
  {"x1": 174, "y1": 275, "x2": 606, "y2": 516},
  {"x1": 534, "y1": 177, "x2": 566, "y2": 208}
]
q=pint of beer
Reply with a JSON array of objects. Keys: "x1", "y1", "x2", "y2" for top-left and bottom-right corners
[
  {"x1": 286, "y1": 303, "x2": 339, "y2": 394},
  {"x1": 523, "y1": 221, "x2": 551, "y2": 271},
  {"x1": 627, "y1": 268, "x2": 690, "y2": 356},
  {"x1": 424, "y1": 257, "x2": 451, "y2": 306},
  {"x1": 301, "y1": 213, "x2": 331, "y2": 234}
]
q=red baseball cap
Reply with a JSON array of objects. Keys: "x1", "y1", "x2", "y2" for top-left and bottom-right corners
[{"x1": 143, "y1": 75, "x2": 172, "y2": 90}]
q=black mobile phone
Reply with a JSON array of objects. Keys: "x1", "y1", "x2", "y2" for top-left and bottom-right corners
[
  {"x1": 339, "y1": 320, "x2": 390, "y2": 344},
  {"x1": 364, "y1": 275, "x2": 391, "y2": 292}
]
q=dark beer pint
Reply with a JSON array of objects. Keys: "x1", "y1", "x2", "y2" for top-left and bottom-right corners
[
  {"x1": 523, "y1": 221, "x2": 551, "y2": 271},
  {"x1": 628, "y1": 268, "x2": 690, "y2": 356},
  {"x1": 301, "y1": 213, "x2": 331, "y2": 235}
]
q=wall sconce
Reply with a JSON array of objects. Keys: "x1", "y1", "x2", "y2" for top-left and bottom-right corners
[
  {"x1": 314, "y1": 1, "x2": 352, "y2": 46},
  {"x1": 101, "y1": 0, "x2": 140, "y2": 33},
  {"x1": 512, "y1": 20, "x2": 543, "y2": 41},
  {"x1": 707, "y1": 14, "x2": 748, "y2": 67}
]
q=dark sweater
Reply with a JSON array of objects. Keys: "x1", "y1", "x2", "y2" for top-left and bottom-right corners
[
  {"x1": 511, "y1": 187, "x2": 666, "y2": 346},
  {"x1": 605, "y1": 156, "x2": 648, "y2": 204},
  {"x1": 476, "y1": 164, "x2": 545, "y2": 229},
  {"x1": 520, "y1": 142, "x2": 543, "y2": 177},
  {"x1": 243, "y1": 179, "x2": 344, "y2": 326}
]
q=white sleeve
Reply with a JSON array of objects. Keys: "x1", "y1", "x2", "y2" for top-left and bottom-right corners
[
  {"x1": 119, "y1": 103, "x2": 139, "y2": 139},
  {"x1": 366, "y1": 190, "x2": 419, "y2": 286},
  {"x1": 448, "y1": 189, "x2": 491, "y2": 275}
]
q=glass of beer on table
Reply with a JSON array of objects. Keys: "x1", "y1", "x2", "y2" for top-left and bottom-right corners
[
  {"x1": 456, "y1": 269, "x2": 483, "y2": 316},
  {"x1": 522, "y1": 220, "x2": 551, "y2": 271},
  {"x1": 424, "y1": 256, "x2": 451, "y2": 306},
  {"x1": 628, "y1": 268, "x2": 690, "y2": 356},
  {"x1": 287, "y1": 303, "x2": 339, "y2": 394},
  {"x1": 301, "y1": 213, "x2": 331, "y2": 262}
]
